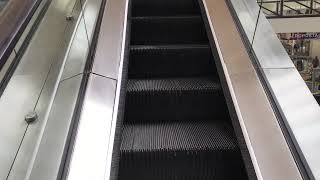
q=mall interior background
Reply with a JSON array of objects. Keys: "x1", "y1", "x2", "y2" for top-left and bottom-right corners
[{"x1": 260, "y1": 0, "x2": 320, "y2": 94}]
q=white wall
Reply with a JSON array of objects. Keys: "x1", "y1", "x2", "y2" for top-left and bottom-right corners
[
  {"x1": 269, "y1": 17, "x2": 320, "y2": 33},
  {"x1": 268, "y1": 17, "x2": 320, "y2": 59}
]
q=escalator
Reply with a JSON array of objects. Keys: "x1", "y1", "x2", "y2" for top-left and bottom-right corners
[{"x1": 118, "y1": 0, "x2": 249, "y2": 179}]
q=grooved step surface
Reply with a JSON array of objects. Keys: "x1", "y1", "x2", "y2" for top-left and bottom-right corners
[
  {"x1": 129, "y1": 45, "x2": 216, "y2": 78},
  {"x1": 119, "y1": 122, "x2": 247, "y2": 179},
  {"x1": 132, "y1": 0, "x2": 200, "y2": 16},
  {"x1": 132, "y1": 0, "x2": 200, "y2": 17},
  {"x1": 127, "y1": 78, "x2": 221, "y2": 92},
  {"x1": 118, "y1": 0, "x2": 249, "y2": 178},
  {"x1": 125, "y1": 78, "x2": 228, "y2": 122},
  {"x1": 131, "y1": 16, "x2": 208, "y2": 45},
  {"x1": 121, "y1": 121, "x2": 237, "y2": 151}
]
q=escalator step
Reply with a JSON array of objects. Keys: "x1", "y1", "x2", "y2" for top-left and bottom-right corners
[
  {"x1": 119, "y1": 0, "x2": 249, "y2": 178},
  {"x1": 129, "y1": 45, "x2": 217, "y2": 78},
  {"x1": 130, "y1": 16, "x2": 208, "y2": 45},
  {"x1": 132, "y1": 0, "x2": 200, "y2": 16},
  {"x1": 125, "y1": 78, "x2": 228, "y2": 123},
  {"x1": 119, "y1": 121, "x2": 248, "y2": 179}
]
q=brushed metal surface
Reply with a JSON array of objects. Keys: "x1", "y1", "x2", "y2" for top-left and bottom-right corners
[
  {"x1": 66, "y1": 0, "x2": 129, "y2": 178},
  {"x1": 229, "y1": 0, "x2": 320, "y2": 178},
  {"x1": 229, "y1": 0, "x2": 294, "y2": 69},
  {"x1": 67, "y1": 74, "x2": 116, "y2": 180},
  {"x1": 263, "y1": 68, "x2": 320, "y2": 179},
  {"x1": 202, "y1": 0, "x2": 303, "y2": 179},
  {"x1": 7, "y1": 14, "x2": 85, "y2": 180},
  {"x1": 92, "y1": 0, "x2": 128, "y2": 79},
  {"x1": 27, "y1": 74, "x2": 83, "y2": 180},
  {"x1": 82, "y1": 0, "x2": 103, "y2": 41},
  {"x1": 5, "y1": 0, "x2": 106, "y2": 178},
  {"x1": 0, "y1": 0, "x2": 81, "y2": 178},
  {"x1": 61, "y1": 0, "x2": 104, "y2": 80},
  {"x1": 0, "y1": 75, "x2": 34, "y2": 180},
  {"x1": 61, "y1": 16, "x2": 89, "y2": 80},
  {"x1": 103, "y1": 0, "x2": 129, "y2": 178},
  {"x1": 252, "y1": 13, "x2": 295, "y2": 69},
  {"x1": 228, "y1": 0, "x2": 259, "y2": 43}
]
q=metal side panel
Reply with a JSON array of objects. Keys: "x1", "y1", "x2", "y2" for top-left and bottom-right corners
[
  {"x1": 66, "y1": 74, "x2": 116, "y2": 180},
  {"x1": 27, "y1": 74, "x2": 83, "y2": 180},
  {"x1": 229, "y1": 0, "x2": 320, "y2": 179},
  {"x1": 64, "y1": 0, "x2": 129, "y2": 178},
  {"x1": 91, "y1": 0, "x2": 128, "y2": 79},
  {"x1": 81, "y1": 0, "x2": 103, "y2": 42},
  {"x1": 7, "y1": 15, "x2": 86, "y2": 180},
  {"x1": 263, "y1": 68, "x2": 320, "y2": 179},
  {"x1": 4, "y1": 0, "x2": 105, "y2": 178},
  {"x1": 228, "y1": 0, "x2": 294, "y2": 69},
  {"x1": 251, "y1": 12, "x2": 295, "y2": 69},
  {"x1": 226, "y1": 0, "x2": 259, "y2": 44},
  {"x1": 0, "y1": 0, "x2": 82, "y2": 178},
  {"x1": 61, "y1": 16, "x2": 89, "y2": 81},
  {"x1": 201, "y1": 0, "x2": 303, "y2": 179},
  {"x1": 0, "y1": 75, "x2": 34, "y2": 180},
  {"x1": 61, "y1": 0, "x2": 104, "y2": 81}
]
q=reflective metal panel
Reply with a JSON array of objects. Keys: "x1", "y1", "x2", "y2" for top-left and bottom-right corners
[
  {"x1": 27, "y1": 74, "x2": 83, "y2": 180},
  {"x1": 228, "y1": 0, "x2": 320, "y2": 179},
  {"x1": 228, "y1": 0, "x2": 260, "y2": 43},
  {"x1": 229, "y1": 70, "x2": 302, "y2": 180},
  {"x1": 82, "y1": 0, "x2": 103, "y2": 41},
  {"x1": 61, "y1": 0, "x2": 104, "y2": 80},
  {"x1": 229, "y1": 0, "x2": 294, "y2": 69},
  {"x1": 66, "y1": 0, "x2": 129, "y2": 178},
  {"x1": 201, "y1": 0, "x2": 303, "y2": 179},
  {"x1": 252, "y1": 13, "x2": 295, "y2": 69},
  {"x1": 0, "y1": 0, "x2": 81, "y2": 178},
  {"x1": 202, "y1": 0, "x2": 253, "y2": 76},
  {"x1": 67, "y1": 74, "x2": 116, "y2": 180},
  {"x1": 61, "y1": 16, "x2": 89, "y2": 80},
  {"x1": 263, "y1": 68, "x2": 320, "y2": 179},
  {"x1": 92, "y1": 0, "x2": 128, "y2": 79},
  {"x1": 8, "y1": 15, "x2": 85, "y2": 180},
  {"x1": 0, "y1": 75, "x2": 35, "y2": 180}
]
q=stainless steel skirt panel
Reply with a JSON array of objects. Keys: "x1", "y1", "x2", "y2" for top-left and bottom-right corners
[
  {"x1": 66, "y1": 74, "x2": 117, "y2": 180},
  {"x1": 61, "y1": 0, "x2": 104, "y2": 80},
  {"x1": 92, "y1": 0, "x2": 129, "y2": 79},
  {"x1": 263, "y1": 68, "x2": 320, "y2": 179},
  {"x1": 64, "y1": 0, "x2": 130, "y2": 178},
  {"x1": 201, "y1": 0, "x2": 303, "y2": 179},
  {"x1": 229, "y1": 0, "x2": 320, "y2": 179}
]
